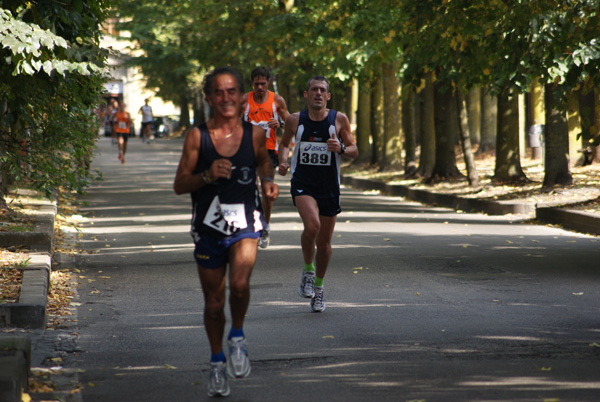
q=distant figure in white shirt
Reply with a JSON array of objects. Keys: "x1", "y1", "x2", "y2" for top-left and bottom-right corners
[{"x1": 139, "y1": 98, "x2": 154, "y2": 143}]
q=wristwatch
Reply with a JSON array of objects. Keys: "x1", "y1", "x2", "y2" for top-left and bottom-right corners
[{"x1": 338, "y1": 143, "x2": 346, "y2": 155}]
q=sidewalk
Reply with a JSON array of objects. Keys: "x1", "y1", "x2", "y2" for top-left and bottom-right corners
[
  {"x1": 0, "y1": 176, "x2": 597, "y2": 401},
  {"x1": 341, "y1": 175, "x2": 600, "y2": 236}
]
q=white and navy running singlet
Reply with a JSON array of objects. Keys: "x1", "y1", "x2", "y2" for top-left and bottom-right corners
[
  {"x1": 290, "y1": 109, "x2": 341, "y2": 198},
  {"x1": 190, "y1": 121, "x2": 264, "y2": 240}
]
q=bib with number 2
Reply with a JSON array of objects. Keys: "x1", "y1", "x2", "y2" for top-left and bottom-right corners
[{"x1": 203, "y1": 195, "x2": 247, "y2": 235}]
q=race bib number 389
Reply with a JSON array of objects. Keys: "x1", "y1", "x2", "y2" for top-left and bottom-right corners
[
  {"x1": 203, "y1": 196, "x2": 247, "y2": 235},
  {"x1": 299, "y1": 141, "x2": 331, "y2": 166}
]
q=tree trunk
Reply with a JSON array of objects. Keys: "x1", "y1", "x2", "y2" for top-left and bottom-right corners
[
  {"x1": 466, "y1": 87, "x2": 481, "y2": 146},
  {"x1": 494, "y1": 88, "x2": 527, "y2": 183},
  {"x1": 543, "y1": 84, "x2": 573, "y2": 187},
  {"x1": 578, "y1": 88, "x2": 595, "y2": 165},
  {"x1": 567, "y1": 91, "x2": 581, "y2": 166},
  {"x1": 382, "y1": 62, "x2": 402, "y2": 168},
  {"x1": 370, "y1": 74, "x2": 384, "y2": 166},
  {"x1": 179, "y1": 94, "x2": 191, "y2": 128},
  {"x1": 430, "y1": 83, "x2": 462, "y2": 180},
  {"x1": 528, "y1": 79, "x2": 545, "y2": 160},
  {"x1": 402, "y1": 83, "x2": 417, "y2": 176},
  {"x1": 356, "y1": 80, "x2": 372, "y2": 164},
  {"x1": 478, "y1": 89, "x2": 497, "y2": 153},
  {"x1": 456, "y1": 90, "x2": 479, "y2": 186},
  {"x1": 418, "y1": 78, "x2": 436, "y2": 178}
]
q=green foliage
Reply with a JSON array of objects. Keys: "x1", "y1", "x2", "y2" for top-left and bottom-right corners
[{"x1": 0, "y1": 3, "x2": 110, "y2": 198}]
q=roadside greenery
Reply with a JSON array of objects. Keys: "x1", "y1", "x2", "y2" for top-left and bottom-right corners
[{"x1": 0, "y1": 2, "x2": 111, "y2": 205}]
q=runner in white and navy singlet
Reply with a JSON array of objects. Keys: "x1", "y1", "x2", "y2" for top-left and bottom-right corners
[
  {"x1": 191, "y1": 121, "x2": 265, "y2": 245},
  {"x1": 290, "y1": 109, "x2": 342, "y2": 216}
]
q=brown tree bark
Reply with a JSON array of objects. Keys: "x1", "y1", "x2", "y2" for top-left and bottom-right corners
[
  {"x1": 402, "y1": 84, "x2": 417, "y2": 177},
  {"x1": 356, "y1": 80, "x2": 372, "y2": 164},
  {"x1": 430, "y1": 83, "x2": 462, "y2": 181},
  {"x1": 382, "y1": 62, "x2": 402, "y2": 168},
  {"x1": 494, "y1": 88, "x2": 527, "y2": 183},
  {"x1": 456, "y1": 90, "x2": 479, "y2": 187},
  {"x1": 370, "y1": 74, "x2": 384, "y2": 166},
  {"x1": 478, "y1": 89, "x2": 497, "y2": 153},
  {"x1": 417, "y1": 78, "x2": 436, "y2": 178},
  {"x1": 543, "y1": 84, "x2": 573, "y2": 187}
]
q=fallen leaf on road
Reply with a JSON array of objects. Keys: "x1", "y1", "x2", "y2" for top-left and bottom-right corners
[
  {"x1": 322, "y1": 335, "x2": 334, "y2": 339},
  {"x1": 589, "y1": 342, "x2": 600, "y2": 348},
  {"x1": 572, "y1": 292, "x2": 584, "y2": 296},
  {"x1": 541, "y1": 367, "x2": 552, "y2": 371}
]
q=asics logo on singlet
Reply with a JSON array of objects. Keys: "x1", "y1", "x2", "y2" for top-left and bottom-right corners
[{"x1": 303, "y1": 144, "x2": 328, "y2": 152}]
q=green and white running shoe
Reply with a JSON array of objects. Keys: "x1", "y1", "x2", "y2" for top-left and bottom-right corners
[
  {"x1": 310, "y1": 286, "x2": 326, "y2": 313},
  {"x1": 298, "y1": 270, "x2": 315, "y2": 298},
  {"x1": 207, "y1": 361, "x2": 230, "y2": 397},
  {"x1": 227, "y1": 337, "x2": 251, "y2": 378}
]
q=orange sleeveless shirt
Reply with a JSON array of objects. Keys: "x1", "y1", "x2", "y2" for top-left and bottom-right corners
[
  {"x1": 114, "y1": 111, "x2": 130, "y2": 134},
  {"x1": 243, "y1": 91, "x2": 279, "y2": 151}
]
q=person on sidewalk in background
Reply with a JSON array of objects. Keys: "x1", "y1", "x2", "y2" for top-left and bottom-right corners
[
  {"x1": 277, "y1": 75, "x2": 358, "y2": 313},
  {"x1": 242, "y1": 66, "x2": 290, "y2": 249},
  {"x1": 112, "y1": 101, "x2": 132, "y2": 164},
  {"x1": 109, "y1": 98, "x2": 119, "y2": 145},
  {"x1": 174, "y1": 66, "x2": 279, "y2": 397},
  {"x1": 139, "y1": 98, "x2": 155, "y2": 143}
]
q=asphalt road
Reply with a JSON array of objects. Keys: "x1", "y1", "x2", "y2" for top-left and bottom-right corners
[{"x1": 71, "y1": 136, "x2": 600, "y2": 402}]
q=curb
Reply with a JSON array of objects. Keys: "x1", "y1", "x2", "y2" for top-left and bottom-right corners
[
  {"x1": 1, "y1": 201, "x2": 56, "y2": 402},
  {"x1": 0, "y1": 204, "x2": 56, "y2": 252},
  {"x1": 341, "y1": 175, "x2": 600, "y2": 234},
  {"x1": 0, "y1": 253, "x2": 51, "y2": 329},
  {"x1": 0, "y1": 336, "x2": 30, "y2": 402},
  {"x1": 341, "y1": 176, "x2": 534, "y2": 215}
]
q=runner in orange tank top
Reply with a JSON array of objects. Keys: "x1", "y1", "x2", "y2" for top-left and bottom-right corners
[
  {"x1": 112, "y1": 102, "x2": 132, "y2": 164},
  {"x1": 242, "y1": 66, "x2": 290, "y2": 248}
]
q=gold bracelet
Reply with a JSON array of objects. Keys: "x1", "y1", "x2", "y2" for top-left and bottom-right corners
[{"x1": 202, "y1": 170, "x2": 213, "y2": 184}]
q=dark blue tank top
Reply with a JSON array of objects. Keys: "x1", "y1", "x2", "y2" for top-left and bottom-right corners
[
  {"x1": 191, "y1": 121, "x2": 263, "y2": 239},
  {"x1": 290, "y1": 109, "x2": 341, "y2": 197}
]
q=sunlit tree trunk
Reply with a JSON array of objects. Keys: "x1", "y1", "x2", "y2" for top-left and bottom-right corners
[
  {"x1": 567, "y1": 91, "x2": 582, "y2": 166},
  {"x1": 402, "y1": 83, "x2": 417, "y2": 176},
  {"x1": 543, "y1": 84, "x2": 573, "y2": 187},
  {"x1": 370, "y1": 74, "x2": 384, "y2": 166},
  {"x1": 356, "y1": 80, "x2": 371, "y2": 163},
  {"x1": 456, "y1": 90, "x2": 479, "y2": 186},
  {"x1": 478, "y1": 88, "x2": 497, "y2": 153},
  {"x1": 466, "y1": 87, "x2": 481, "y2": 146},
  {"x1": 382, "y1": 62, "x2": 402, "y2": 168},
  {"x1": 494, "y1": 88, "x2": 527, "y2": 183}
]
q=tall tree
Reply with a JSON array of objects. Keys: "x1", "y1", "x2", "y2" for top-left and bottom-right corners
[{"x1": 0, "y1": 3, "x2": 108, "y2": 202}]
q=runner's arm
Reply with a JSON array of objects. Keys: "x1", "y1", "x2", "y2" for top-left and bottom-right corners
[
  {"x1": 335, "y1": 112, "x2": 358, "y2": 160},
  {"x1": 174, "y1": 128, "x2": 204, "y2": 195},
  {"x1": 277, "y1": 113, "x2": 299, "y2": 176},
  {"x1": 253, "y1": 124, "x2": 279, "y2": 201}
]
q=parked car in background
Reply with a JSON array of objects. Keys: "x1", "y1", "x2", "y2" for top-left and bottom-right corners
[{"x1": 151, "y1": 116, "x2": 176, "y2": 138}]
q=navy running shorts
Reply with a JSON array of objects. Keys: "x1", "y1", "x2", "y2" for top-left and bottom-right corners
[
  {"x1": 290, "y1": 182, "x2": 341, "y2": 217},
  {"x1": 193, "y1": 231, "x2": 260, "y2": 268}
]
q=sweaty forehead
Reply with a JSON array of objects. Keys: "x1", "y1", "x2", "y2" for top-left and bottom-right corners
[
  {"x1": 309, "y1": 81, "x2": 328, "y2": 91},
  {"x1": 253, "y1": 76, "x2": 269, "y2": 84},
  {"x1": 213, "y1": 74, "x2": 239, "y2": 91}
]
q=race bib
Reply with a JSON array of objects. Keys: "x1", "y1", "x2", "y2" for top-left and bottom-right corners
[
  {"x1": 203, "y1": 196, "x2": 247, "y2": 235},
  {"x1": 298, "y1": 141, "x2": 331, "y2": 166},
  {"x1": 118, "y1": 122, "x2": 127, "y2": 130},
  {"x1": 253, "y1": 121, "x2": 270, "y2": 138}
]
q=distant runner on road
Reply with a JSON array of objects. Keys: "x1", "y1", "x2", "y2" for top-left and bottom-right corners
[{"x1": 278, "y1": 75, "x2": 358, "y2": 313}]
